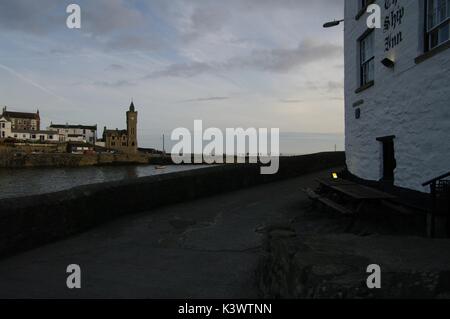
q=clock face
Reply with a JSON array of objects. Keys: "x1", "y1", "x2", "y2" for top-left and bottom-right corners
[{"x1": 130, "y1": 117, "x2": 134, "y2": 120}]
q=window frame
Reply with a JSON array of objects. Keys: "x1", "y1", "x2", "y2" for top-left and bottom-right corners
[
  {"x1": 358, "y1": 29, "x2": 375, "y2": 91},
  {"x1": 425, "y1": 0, "x2": 450, "y2": 51}
]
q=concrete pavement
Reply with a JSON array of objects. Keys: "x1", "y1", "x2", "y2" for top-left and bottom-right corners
[{"x1": 0, "y1": 167, "x2": 340, "y2": 298}]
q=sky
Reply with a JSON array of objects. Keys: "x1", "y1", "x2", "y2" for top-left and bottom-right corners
[{"x1": 0, "y1": 0, "x2": 345, "y2": 149}]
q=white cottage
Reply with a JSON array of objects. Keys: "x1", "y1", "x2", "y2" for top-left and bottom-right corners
[
  {"x1": 0, "y1": 116, "x2": 12, "y2": 139},
  {"x1": 10, "y1": 130, "x2": 60, "y2": 142},
  {"x1": 344, "y1": 0, "x2": 450, "y2": 192}
]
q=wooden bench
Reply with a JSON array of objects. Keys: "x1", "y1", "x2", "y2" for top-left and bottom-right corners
[{"x1": 302, "y1": 188, "x2": 355, "y2": 215}]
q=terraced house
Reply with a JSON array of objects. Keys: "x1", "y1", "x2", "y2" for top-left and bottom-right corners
[
  {"x1": 0, "y1": 107, "x2": 59, "y2": 142},
  {"x1": 1, "y1": 106, "x2": 40, "y2": 131}
]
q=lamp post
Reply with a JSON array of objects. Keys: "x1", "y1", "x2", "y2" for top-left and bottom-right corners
[{"x1": 323, "y1": 19, "x2": 344, "y2": 28}]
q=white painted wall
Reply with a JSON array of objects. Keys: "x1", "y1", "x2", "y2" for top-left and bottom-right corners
[
  {"x1": 10, "y1": 131, "x2": 60, "y2": 142},
  {"x1": 48, "y1": 126, "x2": 97, "y2": 143},
  {"x1": 345, "y1": 0, "x2": 450, "y2": 192},
  {"x1": 0, "y1": 117, "x2": 12, "y2": 139}
]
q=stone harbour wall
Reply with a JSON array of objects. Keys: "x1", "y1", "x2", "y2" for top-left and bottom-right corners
[{"x1": 0, "y1": 152, "x2": 149, "y2": 168}]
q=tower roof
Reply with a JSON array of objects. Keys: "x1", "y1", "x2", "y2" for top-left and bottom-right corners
[{"x1": 129, "y1": 101, "x2": 135, "y2": 112}]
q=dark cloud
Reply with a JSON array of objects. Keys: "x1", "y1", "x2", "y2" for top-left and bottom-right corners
[
  {"x1": 81, "y1": 0, "x2": 145, "y2": 34},
  {"x1": 179, "y1": 0, "x2": 344, "y2": 42},
  {"x1": 0, "y1": 0, "x2": 62, "y2": 34},
  {"x1": 147, "y1": 62, "x2": 214, "y2": 78},
  {"x1": 228, "y1": 40, "x2": 342, "y2": 73},
  {"x1": 147, "y1": 39, "x2": 342, "y2": 78},
  {"x1": 0, "y1": 0, "x2": 156, "y2": 52},
  {"x1": 0, "y1": 0, "x2": 145, "y2": 34}
]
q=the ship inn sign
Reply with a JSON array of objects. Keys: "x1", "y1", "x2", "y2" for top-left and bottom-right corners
[{"x1": 384, "y1": 0, "x2": 405, "y2": 52}]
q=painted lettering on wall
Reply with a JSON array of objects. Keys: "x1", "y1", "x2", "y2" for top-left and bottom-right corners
[{"x1": 384, "y1": 0, "x2": 405, "y2": 51}]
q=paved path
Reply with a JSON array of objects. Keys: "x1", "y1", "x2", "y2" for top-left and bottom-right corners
[{"x1": 0, "y1": 168, "x2": 338, "y2": 298}]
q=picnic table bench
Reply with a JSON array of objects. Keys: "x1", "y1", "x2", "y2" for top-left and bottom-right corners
[{"x1": 303, "y1": 178, "x2": 396, "y2": 215}]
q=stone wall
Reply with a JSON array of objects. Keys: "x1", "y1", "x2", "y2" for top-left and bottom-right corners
[
  {"x1": 0, "y1": 152, "x2": 344, "y2": 258},
  {"x1": 257, "y1": 229, "x2": 450, "y2": 298},
  {"x1": 0, "y1": 143, "x2": 66, "y2": 154},
  {"x1": 0, "y1": 152, "x2": 148, "y2": 168}
]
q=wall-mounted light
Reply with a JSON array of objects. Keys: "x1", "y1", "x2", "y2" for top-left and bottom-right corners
[
  {"x1": 381, "y1": 57, "x2": 395, "y2": 68},
  {"x1": 323, "y1": 19, "x2": 344, "y2": 28}
]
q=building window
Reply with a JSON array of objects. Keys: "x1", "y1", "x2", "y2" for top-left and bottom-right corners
[
  {"x1": 359, "y1": 30, "x2": 375, "y2": 87},
  {"x1": 1, "y1": 123, "x2": 4, "y2": 128},
  {"x1": 426, "y1": 0, "x2": 450, "y2": 50}
]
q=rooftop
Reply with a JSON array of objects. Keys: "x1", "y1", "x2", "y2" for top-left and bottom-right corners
[
  {"x1": 2, "y1": 111, "x2": 40, "y2": 120},
  {"x1": 104, "y1": 129, "x2": 128, "y2": 136},
  {"x1": 12, "y1": 129, "x2": 56, "y2": 135},
  {"x1": 49, "y1": 124, "x2": 97, "y2": 130}
]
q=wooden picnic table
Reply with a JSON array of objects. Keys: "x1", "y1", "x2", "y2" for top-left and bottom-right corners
[
  {"x1": 306, "y1": 178, "x2": 397, "y2": 215},
  {"x1": 316, "y1": 178, "x2": 396, "y2": 200}
]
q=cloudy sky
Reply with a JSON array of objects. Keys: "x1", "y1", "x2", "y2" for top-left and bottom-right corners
[{"x1": 0, "y1": 0, "x2": 345, "y2": 149}]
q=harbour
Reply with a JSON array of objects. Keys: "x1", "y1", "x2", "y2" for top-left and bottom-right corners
[{"x1": 0, "y1": 164, "x2": 206, "y2": 200}]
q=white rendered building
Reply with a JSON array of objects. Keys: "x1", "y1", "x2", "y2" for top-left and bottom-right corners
[
  {"x1": 344, "y1": 0, "x2": 450, "y2": 192},
  {"x1": 10, "y1": 130, "x2": 60, "y2": 142},
  {"x1": 0, "y1": 116, "x2": 12, "y2": 139},
  {"x1": 48, "y1": 124, "x2": 97, "y2": 143}
]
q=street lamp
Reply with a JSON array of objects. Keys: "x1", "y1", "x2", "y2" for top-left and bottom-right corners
[{"x1": 323, "y1": 19, "x2": 344, "y2": 28}]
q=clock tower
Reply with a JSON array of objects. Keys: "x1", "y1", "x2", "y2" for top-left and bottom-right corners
[{"x1": 126, "y1": 101, "x2": 138, "y2": 153}]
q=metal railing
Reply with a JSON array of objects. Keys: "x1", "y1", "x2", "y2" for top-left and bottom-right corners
[{"x1": 423, "y1": 171, "x2": 450, "y2": 237}]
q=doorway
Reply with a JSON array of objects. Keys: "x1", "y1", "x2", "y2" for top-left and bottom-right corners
[{"x1": 377, "y1": 135, "x2": 396, "y2": 183}]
